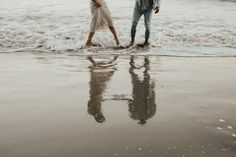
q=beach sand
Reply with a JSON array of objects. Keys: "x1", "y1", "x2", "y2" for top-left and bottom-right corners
[{"x1": 0, "y1": 52, "x2": 236, "y2": 157}]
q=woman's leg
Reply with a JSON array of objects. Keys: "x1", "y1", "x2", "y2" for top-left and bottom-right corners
[
  {"x1": 86, "y1": 32, "x2": 95, "y2": 47},
  {"x1": 86, "y1": 5, "x2": 98, "y2": 47},
  {"x1": 100, "y1": 6, "x2": 120, "y2": 46},
  {"x1": 109, "y1": 26, "x2": 120, "y2": 46}
]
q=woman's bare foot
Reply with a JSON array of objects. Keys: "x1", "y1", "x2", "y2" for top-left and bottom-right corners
[{"x1": 85, "y1": 42, "x2": 92, "y2": 47}]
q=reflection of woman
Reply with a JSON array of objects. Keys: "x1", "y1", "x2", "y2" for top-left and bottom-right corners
[
  {"x1": 128, "y1": 56, "x2": 156, "y2": 125},
  {"x1": 87, "y1": 56, "x2": 117, "y2": 123},
  {"x1": 86, "y1": 0, "x2": 120, "y2": 47}
]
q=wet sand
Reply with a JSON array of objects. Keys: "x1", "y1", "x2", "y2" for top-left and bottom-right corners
[{"x1": 0, "y1": 52, "x2": 236, "y2": 157}]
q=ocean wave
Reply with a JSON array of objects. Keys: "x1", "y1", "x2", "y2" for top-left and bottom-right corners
[{"x1": 0, "y1": 0, "x2": 235, "y2": 56}]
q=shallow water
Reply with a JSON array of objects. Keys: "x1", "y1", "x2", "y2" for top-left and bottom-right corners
[
  {"x1": 0, "y1": 0, "x2": 236, "y2": 56},
  {"x1": 0, "y1": 52, "x2": 236, "y2": 157}
]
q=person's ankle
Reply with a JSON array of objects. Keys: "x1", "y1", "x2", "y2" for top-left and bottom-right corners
[
  {"x1": 86, "y1": 42, "x2": 92, "y2": 47},
  {"x1": 114, "y1": 37, "x2": 119, "y2": 45},
  {"x1": 137, "y1": 41, "x2": 150, "y2": 47},
  {"x1": 116, "y1": 39, "x2": 120, "y2": 44},
  {"x1": 129, "y1": 41, "x2": 135, "y2": 46}
]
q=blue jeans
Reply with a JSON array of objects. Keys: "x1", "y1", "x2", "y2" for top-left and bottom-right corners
[{"x1": 131, "y1": 3, "x2": 153, "y2": 42}]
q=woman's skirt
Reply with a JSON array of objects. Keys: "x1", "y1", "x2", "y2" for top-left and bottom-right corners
[{"x1": 90, "y1": 0, "x2": 114, "y2": 32}]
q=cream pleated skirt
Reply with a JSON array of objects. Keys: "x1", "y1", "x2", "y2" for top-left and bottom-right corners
[{"x1": 90, "y1": 0, "x2": 114, "y2": 32}]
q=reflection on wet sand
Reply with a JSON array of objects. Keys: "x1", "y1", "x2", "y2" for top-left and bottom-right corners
[
  {"x1": 87, "y1": 56, "x2": 118, "y2": 123},
  {"x1": 128, "y1": 56, "x2": 156, "y2": 125},
  {"x1": 87, "y1": 56, "x2": 156, "y2": 125}
]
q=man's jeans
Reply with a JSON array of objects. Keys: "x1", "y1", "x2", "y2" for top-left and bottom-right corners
[{"x1": 131, "y1": 3, "x2": 153, "y2": 42}]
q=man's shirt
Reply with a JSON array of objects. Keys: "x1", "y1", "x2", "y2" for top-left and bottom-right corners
[{"x1": 136, "y1": 0, "x2": 161, "y2": 10}]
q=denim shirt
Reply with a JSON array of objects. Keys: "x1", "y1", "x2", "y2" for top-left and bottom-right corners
[{"x1": 136, "y1": 0, "x2": 161, "y2": 9}]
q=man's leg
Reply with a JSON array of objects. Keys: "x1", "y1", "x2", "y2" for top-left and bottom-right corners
[
  {"x1": 130, "y1": 5, "x2": 142, "y2": 45},
  {"x1": 143, "y1": 8, "x2": 153, "y2": 45}
]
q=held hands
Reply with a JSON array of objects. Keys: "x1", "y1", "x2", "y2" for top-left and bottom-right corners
[{"x1": 154, "y1": 5, "x2": 160, "y2": 14}]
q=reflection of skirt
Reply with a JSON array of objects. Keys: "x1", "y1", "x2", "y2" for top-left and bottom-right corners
[{"x1": 90, "y1": 0, "x2": 114, "y2": 32}]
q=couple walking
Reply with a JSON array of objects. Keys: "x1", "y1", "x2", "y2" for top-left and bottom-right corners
[{"x1": 86, "y1": 0, "x2": 161, "y2": 47}]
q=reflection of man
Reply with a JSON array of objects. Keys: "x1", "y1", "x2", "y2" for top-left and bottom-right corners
[
  {"x1": 87, "y1": 56, "x2": 117, "y2": 123},
  {"x1": 130, "y1": 0, "x2": 161, "y2": 47},
  {"x1": 128, "y1": 56, "x2": 156, "y2": 125}
]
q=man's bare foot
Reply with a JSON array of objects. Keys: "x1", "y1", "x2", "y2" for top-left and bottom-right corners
[
  {"x1": 137, "y1": 42, "x2": 150, "y2": 48},
  {"x1": 128, "y1": 42, "x2": 135, "y2": 47}
]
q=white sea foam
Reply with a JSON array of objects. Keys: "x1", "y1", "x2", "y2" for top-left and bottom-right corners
[{"x1": 0, "y1": 0, "x2": 236, "y2": 56}]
